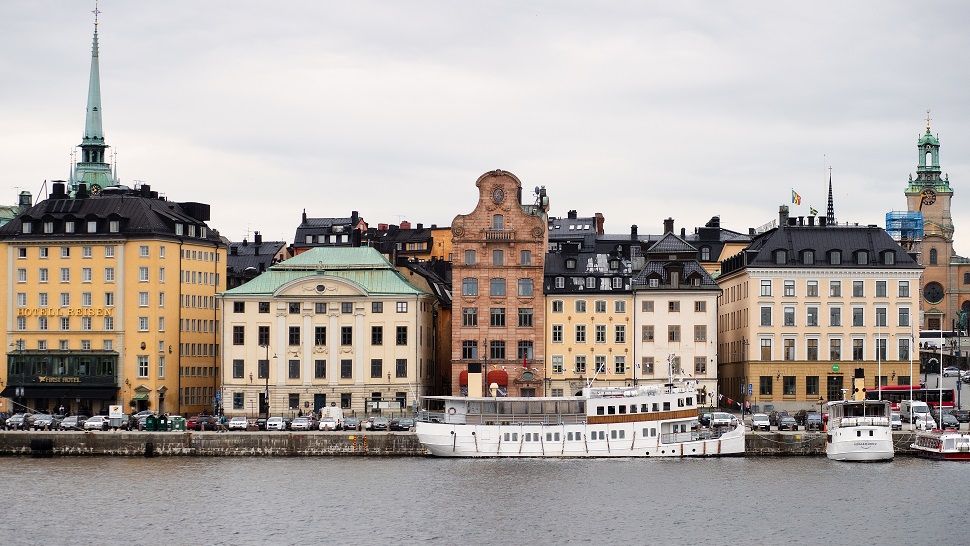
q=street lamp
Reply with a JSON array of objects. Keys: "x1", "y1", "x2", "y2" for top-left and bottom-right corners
[{"x1": 260, "y1": 344, "x2": 273, "y2": 418}]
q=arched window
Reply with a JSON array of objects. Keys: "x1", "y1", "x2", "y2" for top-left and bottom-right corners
[
  {"x1": 700, "y1": 247, "x2": 711, "y2": 261},
  {"x1": 929, "y1": 248, "x2": 938, "y2": 265}
]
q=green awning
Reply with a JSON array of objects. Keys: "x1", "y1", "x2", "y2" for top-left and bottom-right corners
[{"x1": 132, "y1": 392, "x2": 149, "y2": 401}]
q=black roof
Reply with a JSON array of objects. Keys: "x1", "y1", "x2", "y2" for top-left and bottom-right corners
[
  {"x1": 631, "y1": 259, "x2": 719, "y2": 290},
  {"x1": 293, "y1": 210, "x2": 361, "y2": 247},
  {"x1": 0, "y1": 183, "x2": 221, "y2": 244},
  {"x1": 227, "y1": 239, "x2": 287, "y2": 280},
  {"x1": 398, "y1": 258, "x2": 452, "y2": 307},
  {"x1": 721, "y1": 223, "x2": 920, "y2": 276}
]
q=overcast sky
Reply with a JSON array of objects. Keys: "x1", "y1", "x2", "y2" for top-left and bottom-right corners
[{"x1": 3, "y1": 1, "x2": 970, "y2": 254}]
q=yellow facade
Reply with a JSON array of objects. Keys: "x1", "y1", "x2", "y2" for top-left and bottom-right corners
[
  {"x1": 1, "y1": 238, "x2": 225, "y2": 416},
  {"x1": 545, "y1": 294, "x2": 634, "y2": 395}
]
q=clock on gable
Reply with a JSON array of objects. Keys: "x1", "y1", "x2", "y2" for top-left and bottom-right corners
[
  {"x1": 491, "y1": 186, "x2": 505, "y2": 204},
  {"x1": 924, "y1": 281, "x2": 944, "y2": 304}
]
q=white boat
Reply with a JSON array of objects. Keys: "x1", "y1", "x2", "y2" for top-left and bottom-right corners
[
  {"x1": 825, "y1": 400, "x2": 894, "y2": 462},
  {"x1": 911, "y1": 431, "x2": 970, "y2": 460},
  {"x1": 415, "y1": 381, "x2": 745, "y2": 458}
]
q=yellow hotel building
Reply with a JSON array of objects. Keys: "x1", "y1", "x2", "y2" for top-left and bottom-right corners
[{"x1": 0, "y1": 182, "x2": 226, "y2": 416}]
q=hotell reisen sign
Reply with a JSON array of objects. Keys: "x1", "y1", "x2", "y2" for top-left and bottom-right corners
[{"x1": 16, "y1": 308, "x2": 114, "y2": 317}]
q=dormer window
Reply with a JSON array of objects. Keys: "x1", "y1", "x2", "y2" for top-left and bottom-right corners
[
  {"x1": 188, "y1": 225, "x2": 197, "y2": 237},
  {"x1": 175, "y1": 223, "x2": 184, "y2": 236},
  {"x1": 109, "y1": 220, "x2": 119, "y2": 233},
  {"x1": 43, "y1": 221, "x2": 54, "y2": 234},
  {"x1": 692, "y1": 277, "x2": 701, "y2": 287},
  {"x1": 22, "y1": 222, "x2": 32, "y2": 234},
  {"x1": 586, "y1": 277, "x2": 596, "y2": 289},
  {"x1": 829, "y1": 250, "x2": 841, "y2": 265},
  {"x1": 609, "y1": 259, "x2": 620, "y2": 270},
  {"x1": 612, "y1": 277, "x2": 622, "y2": 289},
  {"x1": 65, "y1": 221, "x2": 75, "y2": 234},
  {"x1": 855, "y1": 251, "x2": 869, "y2": 265},
  {"x1": 649, "y1": 278, "x2": 659, "y2": 288},
  {"x1": 700, "y1": 247, "x2": 711, "y2": 261},
  {"x1": 774, "y1": 250, "x2": 787, "y2": 265},
  {"x1": 555, "y1": 276, "x2": 565, "y2": 288},
  {"x1": 882, "y1": 251, "x2": 895, "y2": 265},
  {"x1": 802, "y1": 250, "x2": 814, "y2": 265},
  {"x1": 565, "y1": 258, "x2": 576, "y2": 269},
  {"x1": 200, "y1": 227, "x2": 207, "y2": 239},
  {"x1": 87, "y1": 220, "x2": 97, "y2": 233}
]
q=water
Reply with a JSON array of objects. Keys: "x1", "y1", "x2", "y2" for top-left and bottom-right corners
[{"x1": 1, "y1": 456, "x2": 968, "y2": 545}]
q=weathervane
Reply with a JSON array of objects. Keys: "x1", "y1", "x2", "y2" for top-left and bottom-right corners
[
  {"x1": 925, "y1": 108, "x2": 932, "y2": 131},
  {"x1": 92, "y1": 1, "x2": 101, "y2": 29}
]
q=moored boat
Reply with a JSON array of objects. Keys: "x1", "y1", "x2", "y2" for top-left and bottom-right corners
[
  {"x1": 825, "y1": 400, "x2": 894, "y2": 462},
  {"x1": 415, "y1": 380, "x2": 745, "y2": 458},
  {"x1": 911, "y1": 431, "x2": 970, "y2": 460}
]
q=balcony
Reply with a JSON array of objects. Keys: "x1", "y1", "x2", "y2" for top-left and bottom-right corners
[{"x1": 484, "y1": 229, "x2": 515, "y2": 242}]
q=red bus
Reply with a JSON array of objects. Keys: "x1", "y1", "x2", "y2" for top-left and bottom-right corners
[{"x1": 864, "y1": 385, "x2": 955, "y2": 410}]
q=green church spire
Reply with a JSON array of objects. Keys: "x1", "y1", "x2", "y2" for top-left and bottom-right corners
[
  {"x1": 71, "y1": 2, "x2": 117, "y2": 194},
  {"x1": 906, "y1": 110, "x2": 950, "y2": 194}
]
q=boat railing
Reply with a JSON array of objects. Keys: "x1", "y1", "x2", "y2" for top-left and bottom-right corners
[
  {"x1": 660, "y1": 427, "x2": 734, "y2": 444},
  {"x1": 416, "y1": 410, "x2": 586, "y2": 426},
  {"x1": 837, "y1": 416, "x2": 890, "y2": 428}
]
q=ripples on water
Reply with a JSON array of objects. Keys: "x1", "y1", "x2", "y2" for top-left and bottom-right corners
[{"x1": 0, "y1": 457, "x2": 968, "y2": 545}]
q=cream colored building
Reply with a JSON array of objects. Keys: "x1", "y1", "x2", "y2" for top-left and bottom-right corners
[
  {"x1": 219, "y1": 247, "x2": 435, "y2": 417},
  {"x1": 718, "y1": 207, "x2": 922, "y2": 411},
  {"x1": 632, "y1": 233, "x2": 720, "y2": 405}
]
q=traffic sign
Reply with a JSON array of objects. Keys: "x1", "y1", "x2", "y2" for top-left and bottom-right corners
[{"x1": 831, "y1": 364, "x2": 840, "y2": 372}]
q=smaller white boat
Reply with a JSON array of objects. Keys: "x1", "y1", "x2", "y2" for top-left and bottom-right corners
[
  {"x1": 911, "y1": 431, "x2": 970, "y2": 460},
  {"x1": 825, "y1": 400, "x2": 893, "y2": 462}
]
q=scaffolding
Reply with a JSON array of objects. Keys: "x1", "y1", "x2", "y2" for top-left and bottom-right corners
[{"x1": 885, "y1": 211, "x2": 924, "y2": 243}]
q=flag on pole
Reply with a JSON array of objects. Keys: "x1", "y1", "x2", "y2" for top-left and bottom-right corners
[
  {"x1": 523, "y1": 355, "x2": 528, "y2": 368},
  {"x1": 809, "y1": 206, "x2": 819, "y2": 216},
  {"x1": 791, "y1": 190, "x2": 802, "y2": 205}
]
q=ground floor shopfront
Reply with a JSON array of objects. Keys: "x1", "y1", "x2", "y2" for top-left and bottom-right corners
[
  {"x1": 718, "y1": 359, "x2": 919, "y2": 412},
  {"x1": 1, "y1": 350, "x2": 119, "y2": 415},
  {"x1": 220, "y1": 384, "x2": 426, "y2": 418}
]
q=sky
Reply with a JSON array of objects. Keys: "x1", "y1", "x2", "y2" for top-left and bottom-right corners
[{"x1": 3, "y1": 1, "x2": 970, "y2": 254}]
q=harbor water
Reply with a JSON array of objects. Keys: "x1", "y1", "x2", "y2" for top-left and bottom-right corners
[{"x1": 1, "y1": 456, "x2": 969, "y2": 545}]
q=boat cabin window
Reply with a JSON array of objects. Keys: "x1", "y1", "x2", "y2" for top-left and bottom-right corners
[
  {"x1": 607, "y1": 406, "x2": 616, "y2": 415},
  {"x1": 686, "y1": 397, "x2": 693, "y2": 405},
  {"x1": 663, "y1": 402, "x2": 670, "y2": 411},
  {"x1": 483, "y1": 401, "x2": 497, "y2": 414},
  {"x1": 652, "y1": 403, "x2": 660, "y2": 412},
  {"x1": 641, "y1": 404, "x2": 648, "y2": 413},
  {"x1": 596, "y1": 406, "x2": 605, "y2": 415},
  {"x1": 512, "y1": 401, "x2": 528, "y2": 414},
  {"x1": 630, "y1": 405, "x2": 637, "y2": 413},
  {"x1": 618, "y1": 405, "x2": 627, "y2": 414},
  {"x1": 642, "y1": 427, "x2": 657, "y2": 437},
  {"x1": 511, "y1": 433, "x2": 518, "y2": 441},
  {"x1": 678, "y1": 398, "x2": 684, "y2": 407},
  {"x1": 467, "y1": 402, "x2": 481, "y2": 414}
]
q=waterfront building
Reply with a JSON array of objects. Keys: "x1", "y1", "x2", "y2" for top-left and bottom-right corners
[
  {"x1": 226, "y1": 231, "x2": 289, "y2": 290},
  {"x1": 890, "y1": 120, "x2": 970, "y2": 330},
  {"x1": 0, "y1": 16, "x2": 226, "y2": 417},
  {"x1": 450, "y1": 170, "x2": 549, "y2": 396},
  {"x1": 544, "y1": 212, "x2": 634, "y2": 395},
  {"x1": 632, "y1": 219, "x2": 720, "y2": 405},
  {"x1": 717, "y1": 205, "x2": 922, "y2": 411},
  {"x1": 364, "y1": 221, "x2": 454, "y2": 262},
  {"x1": 219, "y1": 247, "x2": 435, "y2": 416}
]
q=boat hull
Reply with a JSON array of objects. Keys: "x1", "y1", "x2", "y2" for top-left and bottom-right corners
[
  {"x1": 826, "y1": 428, "x2": 894, "y2": 462},
  {"x1": 416, "y1": 421, "x2": 745, "y2": 458}
]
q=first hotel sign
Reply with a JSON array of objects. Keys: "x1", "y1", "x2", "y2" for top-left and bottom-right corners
[{"x1": 16, "y1": 308, "x2": 114, "y2": 317}]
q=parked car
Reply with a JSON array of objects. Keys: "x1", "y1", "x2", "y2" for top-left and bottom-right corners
[
  {"x1": 186, "y1": 415, "x2": 219, "y2": 431},
  {"x1": 390, "y1": 418, "x2": 415, "y2": 431},
  {"x1": 942, "y1": 366, "x2": 961, "y2": 377},
  {"x1": 266, "y1": 416, "x2": 286, "y2": 431},
  {"x1": 84, "y1": 415, "x2": 109, "y2": 431},
  {"x1": 319, "y1": 417, "x2": 340, "y2": 431},
  {"x1": 750, "y1": 413, "x2": 770, "y2": 431},
  {"x1": 793, "y1": 410, "x2": 809, "y2": 426},
  {"x1": 290, "y1": 417, "x2": 313, "y2": 431},
  {"x1": 890, "y1": 413, "x2": 902, "y2": 431},
  {"x1": 948, "y1": 409, "x2": 970, "y2": 423},
  {"x1": 699, "y1": 413, "x2": 712, "y2": 427},
  {"x1": 710, "y1": 412, "x2": 735, "y2": 427},
  {"x1": 914, "y1": 414, "x2": 937, "y2": 431},
  {"x1": 227, "y1": 416, "x2": 249, "y2": 431},
  {"x1": 341, "y1": 417, "x2": 360, "y2": 431},
  {"x1": 804, "y1": 412, "x2": 823, "y2": 431},
  {"x1": 778, "y1": 416, "x2": 799, "y2": 431},
  {"x1": 256, "y1": 418, "x2": 268, "y2": 431},
  {"x1": 371, "y1": 417, "x2": 390, "y2": 431},
  {"x1": 939, "y1": 413, "x2": 960, "y2": 431},
  {"x1": 5, "y1": 413, "x2": 27, "y2": 430},
  {"x1": 59, "y1": 415, "x2": 89, "y2": 431},
  {"x1": 768, "y1": 411, "x2": 790, "y2": 427},
  {"x1": 30, "y1": 414, "x2": 56, "y2": 430}
]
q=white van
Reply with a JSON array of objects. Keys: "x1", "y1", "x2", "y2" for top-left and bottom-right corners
[{"x1": 899, "y1": 400, "x2": 930, "y2": 423}]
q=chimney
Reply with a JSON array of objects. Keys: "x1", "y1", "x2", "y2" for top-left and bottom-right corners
[
  {"x1": 242, "y1": 238, "x2": 248, "y2": 247},
  {"x1": 778, "y1": 205, "x2": 789, "y2": 227},
  {"x1": 140, "y1": 184, "x2": 151, "y2": 197},
  {"x1": 430, "y1": 224, "x2": 437, "y2": 229},
  {"x1": 416, "y1": 223, "x2": 424, "y2": 230},
  {"x1": 302, "y1": 209, "x2": 307, "y2": 224},
  {"x1": 378, "y1": 223, "x2": 388, "y2": 231},
  {"x1": 819, "y1": 217, "x2": 827, "y2": 227},
  {"x1": 254, "y1": 231, "x2": 263, "y2": 245},
  {"x1": 594, "y1": 213, "x2": 605, "y2": 235},
  {"x1": 663, "y1": 218, "x2": 674, "y2": 234},
  {"x1": 568, "y1": 210, "x2": 578, "y2": 219},
  {"x1": 230, "y1": 245, "x2": 238, "y2": 256},
  {"x1": 749, "y1": 228, "x2": 756, "y2": 235},
  {"x1": 76, "y1": 183, "x2": 88, "y2": 199},
  {"x1": 18, "y1": 191, "x2": 32, "y2": 209},
  {"x1": 631, "y1": 224, "x2": 638, "y2": 239},
  {"x1": 807, "y1": 216, "x2": 815, "y2": 226},
  {"x1": 797, "y1": 216, "x2": 804, "y2": 226},
  {"x1": 680, "y1": 227, "x2": 686, "y2": 238},
  {"x1": 51, "y1": 181, "x2": 67, "y2": 199},
  {"x1": 400, "y1": 220, "x2": 411, "y2": 230}
]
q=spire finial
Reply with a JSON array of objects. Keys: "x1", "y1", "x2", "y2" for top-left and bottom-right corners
[
  {"x1": 93, "y1": 1, "x2": 101, "y2": 30},
  {"x1": 925, "y1": 108, "x2": 932, "y2": 132},
  {"x1": 826, "y1": 168, "x2": 836, "y2": 225}
]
